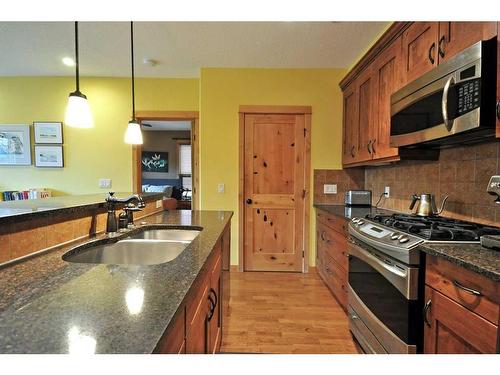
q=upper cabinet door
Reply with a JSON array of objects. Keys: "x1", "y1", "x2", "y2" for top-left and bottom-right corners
[
  {"x1": 342, "y1": 83, "x2": 359, "y2": 164},
  {"x1": 372, "y1": 36, "x2": 404, "y2": 161},
  {"x1": 438, "y1": 22, "x2": 498, "y2": 63},
  {"x1": 355, "y1": 68, "x2": 375, "y2": 163},
  {"x1": 402, "y1": 22, "x2": 439, "y2": 83}
]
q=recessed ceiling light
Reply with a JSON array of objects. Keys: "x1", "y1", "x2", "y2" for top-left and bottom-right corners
[{"x1": 62, "y1": 57, "x2": 75, "y2": 67}]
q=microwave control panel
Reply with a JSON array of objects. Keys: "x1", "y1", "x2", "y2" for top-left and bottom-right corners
[{"x1": 456, "y1": 78, "x2": 480, "y2": 115}]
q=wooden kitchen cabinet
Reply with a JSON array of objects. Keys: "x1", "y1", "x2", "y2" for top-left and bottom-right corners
[
  {"x1": 155, "y1": 223, "x2": 230, "y2": 354},
  {"x1": 316, "y1": 210, "x2": 349, "y2": 312},
  {"x1": 342, "y1": 83, "x2": 359, "y2": 165},
  {"x1": 402, "y1": 22, "x2": 439, "y2": 83},
  {"x1": 438, "y1": 22, "x2": 497, "y2": 63},
  {"x1": 371, "y1": 36, "x2": 404, "y2": 161},
  {"x1": 424, "y1": 255, "x2": 499, "y2": 354}
]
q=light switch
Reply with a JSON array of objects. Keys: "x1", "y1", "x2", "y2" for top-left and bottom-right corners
[
  {"x1": 218, "y1": 183, "x2": 225, "y2": 193},
  {"x1": 384, "y1": 186, "x2": 390, "y2": 198},
  {"x1": 324, "y1": 184, "x2": 337, "y2": 194},
  {"x1": 99, "y1": 179, "x2": 112, "y2": 189}
]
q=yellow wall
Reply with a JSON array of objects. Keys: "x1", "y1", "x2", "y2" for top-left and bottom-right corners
[
  {"x1": 0, "y1": 77, "x2": 199, "y2": 195},
  {"x1": 199, "y1": 68, "x2": 346, "y2": 266}
]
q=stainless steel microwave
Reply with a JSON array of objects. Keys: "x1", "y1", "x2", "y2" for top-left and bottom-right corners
[{"x1": 390, "y1": 38, "x2": 497, "y2": 148}]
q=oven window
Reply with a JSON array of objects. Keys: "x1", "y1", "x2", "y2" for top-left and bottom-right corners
[
  {"x1": 391, "y1": 87, "x2": 459, "y2": 136},
  {"x1": 349, "y1": 255, "x2": 419, "y2": 345}
]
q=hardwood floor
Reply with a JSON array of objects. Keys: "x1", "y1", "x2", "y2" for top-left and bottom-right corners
[{"x1": 220, "y1": 270, "x2": 361, "y2": 354}]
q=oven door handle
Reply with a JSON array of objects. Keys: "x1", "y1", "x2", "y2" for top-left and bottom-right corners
[
  {"x1": 442, "y1": 75, "x2": 455, "y2": 131},
  {"x1": 348, "y1": 239, "x2": 406, "y2": 278}
]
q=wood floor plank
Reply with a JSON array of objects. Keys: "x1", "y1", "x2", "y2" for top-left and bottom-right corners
[{"x1": 220, "y1": 271, "x2": 361, "y2": 354}]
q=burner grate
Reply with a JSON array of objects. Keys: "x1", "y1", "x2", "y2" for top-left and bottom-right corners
[{"x1": 365, "y1": 213, "x2": 500, "y2": 241}]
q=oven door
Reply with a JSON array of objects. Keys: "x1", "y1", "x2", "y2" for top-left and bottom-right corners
[{"x1": 347, "y1": 239, "x2": 420, "y2": 354}]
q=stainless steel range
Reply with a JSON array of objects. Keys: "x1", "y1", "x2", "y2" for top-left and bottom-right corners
[{"x1": 346, "y1": 212, "x2": 500, "y2": 354}]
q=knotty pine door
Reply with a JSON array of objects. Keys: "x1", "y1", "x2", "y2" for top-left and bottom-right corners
[{"x1": 243, "y1": 112, "x2": 308, "y2": 272}]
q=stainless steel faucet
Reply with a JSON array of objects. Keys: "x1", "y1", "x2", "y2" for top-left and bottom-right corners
[{"x1": 105, "y1": 192, "x2": 146, "y2": 233}]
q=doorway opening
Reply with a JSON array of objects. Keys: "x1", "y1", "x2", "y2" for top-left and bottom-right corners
[{"x1": 132, "y1": 111, "x2": 199, "y2": 210}]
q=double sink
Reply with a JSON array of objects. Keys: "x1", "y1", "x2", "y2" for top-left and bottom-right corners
[{"x1": 63, "y1": 228, "x2": 201, "y2": 266}]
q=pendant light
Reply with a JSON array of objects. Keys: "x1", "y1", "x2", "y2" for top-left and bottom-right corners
[
  {"x1": 65, "y1": 22, "x2": 93, "y2": 128},
  {"x1": 124, "y1": 21, "x2": 143, "y2": 145}
]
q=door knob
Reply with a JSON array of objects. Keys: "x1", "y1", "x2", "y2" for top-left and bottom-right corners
[{"x1": 246, "y1": 198, "x2": 253, "y2": 204}]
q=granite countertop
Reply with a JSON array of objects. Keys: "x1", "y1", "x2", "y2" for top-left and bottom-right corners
[
  {"x1": 0, "y1": 209, "x2": 233, "y2": 353},
  {"x1": 418, "y1": 242, "x2": 500, "y2": 282},
  {"x1": 313, "y1": 204, "x2": 396, "y2": 220},
  {"x1": 0, "y1": 192, "x2": 165, "y2": 224}
]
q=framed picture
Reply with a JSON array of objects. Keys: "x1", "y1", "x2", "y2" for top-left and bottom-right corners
[
  {"x1": 0, "y1": 124, "x2": 32, "y2": 165},
  {"x1": 34, "y1": 145, "x2": 64, "y2": 168},
  {"x1": 141, "y1": 151, "x2": 169, "y2": 173},
  {"x1": 34, "y1": 122, "x2": 63, "y2": 144}
]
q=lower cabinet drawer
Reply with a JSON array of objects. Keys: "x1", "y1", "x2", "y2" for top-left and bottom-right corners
[
  {"x1": 320, "y1": 251, "x2": 348, "y2": 311},
  {"x1": 317, "y1": 220, "x2": 349, "y2": 270}
]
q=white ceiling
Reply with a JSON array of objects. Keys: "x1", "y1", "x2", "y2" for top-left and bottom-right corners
[
  {"x1": 141, "y1": 120, "x2": 191, "y2": 131},
  {"x1": 0, "y1": 22, "x2": 389, "y2": 77}
]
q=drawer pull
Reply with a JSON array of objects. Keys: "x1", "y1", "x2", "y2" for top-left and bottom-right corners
[
  {"x1": 320, "y1": 232, "x2": 330, "y2": 243},
  {"x1": 342, "y1": 251, "x2": 350, "y2": 258},
  {"x1": 423, "y1": 299, "x2": 432, "y2": 327},
  {"x1": 453, "y1": 280, "x2": 483, "y2": 296},
  {"x1": 325, "y1": 266, "x2": 333, "y2": 275}
]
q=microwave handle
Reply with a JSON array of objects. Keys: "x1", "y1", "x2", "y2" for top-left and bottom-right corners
[{"x1": 442, "y1": 75, "x2": 455, "y2": 131}]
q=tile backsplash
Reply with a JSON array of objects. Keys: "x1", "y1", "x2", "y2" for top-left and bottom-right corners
[
  {"x1": 314, "y1": 140, "x2": 500, "y2": 226},
  {"x1": 314, "y1": 169, "x2": 365, "y2": 205},
  {"x1": 365, "y1": 140, "x2": 500, "y2": 226}
]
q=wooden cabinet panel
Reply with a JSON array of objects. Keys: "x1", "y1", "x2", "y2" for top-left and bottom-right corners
[
  {"x1": 208, "y1": 250, "x2": 222, "y2": 354},
  {"x1": 424, "y1": 286, "x2": 498, "y2": 354},
  {"x1": 221, "y1": 224, "x2": 231, "y2": 320},
  {"x1": 342, "y1": 84, "x2": 359, "y2": 164},
  {"x1": 155, "y1": 308, "x2": 186, "y2": 354},
  {"x1": 356, "y1": 68, "x2": 375, "y2": 163},
  {"x1": 425, "y1": 255, "x2": 500, "y2": 325},
  {"x1": 438, "y1": 22, "x2": 497, "y2": 63},
  {"x1": 316, "y1": 220, "x2": 348, "y2": 271},
  {"x1": 316, "y1": 210, "x2": 347, "y2": 235},
  {"x1": 402, "y1": 22, "x2": 439, "y2": 83},
  {"x1": 372, "y1": 36, "x2": 403, "y2": 160},
  {"x1": 186, "y1": 268, "x2": 210, "y2": 354}
]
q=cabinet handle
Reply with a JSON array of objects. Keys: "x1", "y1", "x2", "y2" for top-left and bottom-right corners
[
  {"x1": 438, "y1": 35, "x2": 445, "y2": 58},
  {"x1": 496, "y1": 100, "x2": 500, "y2": 120},
  {"x1": 342, "y1": 251, "x2": 350, "y2": 258},
  {"x1": 423, "y1": 299, "x2": 432, "y2": 327},
  {"x1": 428, "y1": 42, "x2": 436, "y2": 64},
  {"x1": 350, "y1": 145, "x2": 355, "y2": 158},
  {"x1": 325, "y1": 266, "x2": 333, "y2": 275},
  {"x1": 453, "y1": 280, "x2": 483, "y2": 296},
  {"x1": 367, "y1": 140, "x2": 372, "y2": 154},
  {"x1": 371, "y1": 139, "x2": 376, "y2": 154},
  {"x1": 207, "y1": 288, "x2": 218, "y2": 321}
]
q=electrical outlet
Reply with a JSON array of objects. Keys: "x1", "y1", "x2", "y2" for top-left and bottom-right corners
[
  {"x1": 218, "y1": 183, "x2": 225, "y2": 193},
  {"x1": 384, "y1": 186, "x2": 390, "y2": 198},
  {"x1": 324, "y1": 184, "x2": 337, "y2": 194},
  {"x1": 99, "y1": 179, "x2": 112, "y2": 189},
  {"x1": 156, "y1": 200, "x2": 162, "y2": 209}
]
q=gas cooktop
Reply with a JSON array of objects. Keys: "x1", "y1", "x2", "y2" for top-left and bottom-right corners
[
  {"x1": 348, "y1": 213, "x2": 500, "y2": 265},
  {"x1": 366, "y1": 213, "x2": 500, "y2": 241}
]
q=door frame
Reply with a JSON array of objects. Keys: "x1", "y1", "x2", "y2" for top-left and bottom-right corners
[
  {"x1": 238, "y1": 105, "x2": 312, "y2": 273},
  {"x1": 133, "y1": 110, "x2": 200, "y2": 210}
]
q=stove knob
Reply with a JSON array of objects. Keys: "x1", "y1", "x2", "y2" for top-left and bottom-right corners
[
  {"x1": 390, "y1": 233, "x2": 400, "y2": 240},
  {"x1": 352, "y1": 218, "x2": 359, "y2": 223},
  {"x1": 357, "y1": 220, "x2": 365, "y2": 225},
  {"x1": 399, "y1": 236, "x2": 410, "y2": 244}
]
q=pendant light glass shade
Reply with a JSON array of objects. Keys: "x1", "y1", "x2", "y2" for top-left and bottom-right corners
[
  {"x1": 65, "y1": 22, "x2": 93, "y2": 128},
  {"x1": 124, "y1": 119, "x2": 143, "y2": 144},
  {"x1": 65, "y1": 91, "x2": 93, "y2": 128},
  {"x1": 124, "y1": 21, "x2": 143, "y2": 145}
]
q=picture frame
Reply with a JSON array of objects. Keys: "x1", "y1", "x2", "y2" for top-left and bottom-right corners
[
  {"x1": 0, "y1": 124, "x2": 32, "y2": 165},
  {"x1": 141, "y1": 151, "x2": 169, "y2": 173},
  {"x1": 34, "y1": 121, "x2": 63, "y2": 144},
  {"x1": 34, "y1": 145, "x2": 64, "y2": 168}
]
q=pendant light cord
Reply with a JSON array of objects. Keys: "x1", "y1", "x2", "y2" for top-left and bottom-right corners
[
  {"x1": 74, "y1": 21, "x2": 80, "y2": 93},
  {"x1": 130, "y1": 21, "x2": 136, "y2": 120}
]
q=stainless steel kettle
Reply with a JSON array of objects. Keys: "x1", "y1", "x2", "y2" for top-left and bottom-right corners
[{"x1": 409, "y1": 194, "x2": 449, "y2": 217}]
